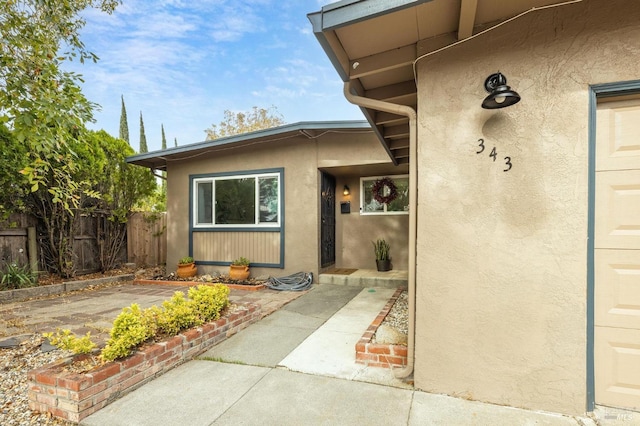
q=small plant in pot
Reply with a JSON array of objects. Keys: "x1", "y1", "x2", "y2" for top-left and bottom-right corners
[
  {"x1": 229, "y1": 257, "x2": 250, "y2": 281},
  {"x1": 177, "y1": 256, "x2": 197, "y2": 278},
  {"x1": 372, "y1": 239, "x2": 392, "y2": 272}
]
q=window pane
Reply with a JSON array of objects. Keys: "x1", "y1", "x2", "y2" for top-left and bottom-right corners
[
  {"x1": 387, "y1": 178, "x2": 409, "y2": 212},
  {"x1": 259, "y1": 176, "x2": 278, "y2": 223},
  {"x1": 215, "y1": 178, "x2": 256, "y2": 224},
  {"x1": 197, "y1": 182, "x2": 213, "y2": 224},
  {"x1": 362, "y1": 179, "x2": 384, "y2": 213}
]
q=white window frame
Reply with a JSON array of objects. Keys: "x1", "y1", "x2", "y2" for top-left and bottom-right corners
[
  {"x1": 359, "y1": 174, "x2": 409, "y2": 216},
  {"x1": 193, "y1": 172, "x2": 281, "y2": 228}
]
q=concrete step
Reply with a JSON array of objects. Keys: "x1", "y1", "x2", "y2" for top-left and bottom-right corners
[{"x1": 319, "y1": 269, "x2": 407, "y2": 289}]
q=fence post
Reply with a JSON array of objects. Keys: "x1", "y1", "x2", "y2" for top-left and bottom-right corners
[{"x1": 27, "y1": 226, "x2": 39, "y2": 273}]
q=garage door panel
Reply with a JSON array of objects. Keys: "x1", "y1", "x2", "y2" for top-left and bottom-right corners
[
  {"x1": 597, "y1": 100, "x2": 640, "y2": 171},
  {"x1": 595, "y1": 327, "x2": 640, "y2": 410},
  {"x1": 595, "y1": 249, "x2": 640, "y2": 329},
  {"x1": 595, "y1": 97, "x2": 640, "y2": 411},
  {"x1": 595, "y1": 170, "x2": 640, "y2": 249}
]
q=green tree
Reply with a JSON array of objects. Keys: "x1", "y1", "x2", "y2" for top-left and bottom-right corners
[
  {"x1": 0, "y1": 126, "x2": 29, "y2": 220},
  {"x1": 174, "y1": 137, "x2": 178, "y2": 147},
  {"x1": 27, "y1": 129, "x2": 156, "y2": 276},
  {"x1": 139, "y1": 112, "x2": 148, "y2": 153},
  {"x1": 119, "y1": 95, "x2": 129, "y2": 144},
  {"x1": 0, "y1": 0, "x2": 120, "y2": 212},
  {"x1": 205, "y1": 106, "x2": 285, "y2": 140}
]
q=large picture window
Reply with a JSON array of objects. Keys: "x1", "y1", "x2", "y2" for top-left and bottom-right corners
[
  {"x1": 360, "y1": 175, "x2": 409, "y2": 215},
  {"x1": 193, "y1": 171, "x2": 281, "y2": 228}
]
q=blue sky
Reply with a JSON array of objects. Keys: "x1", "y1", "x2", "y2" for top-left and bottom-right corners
[{"x1": 72, "y1": 0, "x2": 361, "y2": 153}]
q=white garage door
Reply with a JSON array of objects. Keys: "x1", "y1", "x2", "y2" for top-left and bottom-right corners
[{"x1": 595, "y1": 96, "x2": 640, "y2": 411}]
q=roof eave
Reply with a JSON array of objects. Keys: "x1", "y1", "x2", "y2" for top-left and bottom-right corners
[{"x1": 126, "y1": 120, "x2": 372, "y2": 170}]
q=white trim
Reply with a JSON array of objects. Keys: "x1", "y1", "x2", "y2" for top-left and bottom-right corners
[
  {"x1": 359, "y1": 174, "x2": 409, "y2": 215},
  {"x1": 192, "y1": 172, "x2": 281, "y2": 228}
]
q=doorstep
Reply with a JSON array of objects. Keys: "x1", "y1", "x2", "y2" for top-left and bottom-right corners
[{"x1": 319, "y1": 269, "x2": 408, "y2": 289}]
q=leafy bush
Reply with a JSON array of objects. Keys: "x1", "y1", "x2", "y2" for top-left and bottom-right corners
[
  {"x1": 178, "y1": 256, "x2": 194, "y2": 264},
  {"x1": 47, "y1": 285, "x2": 231, "y2": 363},
  {"x1": 43, "y1": 329, "x2": 96, "y2": 354},
  {"x1": 188, "y1": 284, "x2": 230, "y2": 323},
  {"x1": 101, "y1": 304, "x2": 157, "y2": 362},
  {"x1": 0, "y1": 262, "x2": 37, "y2": 290}
]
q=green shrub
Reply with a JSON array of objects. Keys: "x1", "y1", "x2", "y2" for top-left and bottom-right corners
[
  {"x1": 0, "y1": 262, "x2": 37, "y2": 290},
  {"x1": 157, "y1": 291, "x2": 201, "y2": 335},
  {"x1": 43, "y1": 329, "x2": 96, "y2": 354},
  {"x1": 48, "y1": 285, "x2": 232, "y2": 363},
  {"x1": 101, "y1": 304, "x2": 156, "y2": 362},
  {"x1": 188, "y1": 284, "x2": 229, "y2": 323}
]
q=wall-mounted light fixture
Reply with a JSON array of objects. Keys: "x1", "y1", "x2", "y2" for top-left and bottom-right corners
[
  {"x1": 343, "y1": 185, "x2": 350, "y2": 196},
  {"x1": 482, "y1": 72, "x2": 521, "y2": 109}
]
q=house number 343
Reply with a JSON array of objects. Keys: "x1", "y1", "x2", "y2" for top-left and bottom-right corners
[{"x1": 476, "y1": 138, "x2": 512, "y2": 172}]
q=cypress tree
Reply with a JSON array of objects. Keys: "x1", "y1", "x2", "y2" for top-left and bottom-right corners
[
  {"x1": 161, "y1": 124, "x2": 167, "y2": 150},
  {"x1": 119, "y1": 95, "x2": 129, "y2": 144},
  {"x1": 139, "y1": 111, "x2": 148, "y2": 153},
  {"x1": 174, "y1": 137, "x2": 178, "y2": 147}
]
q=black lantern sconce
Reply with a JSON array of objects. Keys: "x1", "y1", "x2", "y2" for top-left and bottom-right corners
[
  {"x1": 343, "y1": 185, "x2": 350, "y2": 196},
  {"x1": 482, "y1": 72, "x2": 521, "y2": 109}
]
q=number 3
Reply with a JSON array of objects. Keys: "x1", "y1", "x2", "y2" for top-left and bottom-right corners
[
  {"x1": 504, "y1": 157, "x2": 512, "y2": 172},
  {"x1": 476, "y1": 138, "x2": 485, "y2": 154}
]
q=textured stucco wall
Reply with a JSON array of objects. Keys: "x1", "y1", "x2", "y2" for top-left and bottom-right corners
[
  {"x1": 336, "y1": 175, "x2": 409, "y2": 270},
  {"x1": 166, "y1": 130, "x2": 396, "y2": 278},
  {"x1": 414, "y1": 0, "x2": 640, "y2": 415}
]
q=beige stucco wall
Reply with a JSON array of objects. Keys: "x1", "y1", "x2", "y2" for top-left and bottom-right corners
[
  {"x1": 166, "y1": 130, "x2": 397, "y2": 279},
  {"x1": 413, "y1": 0, "x2": 640, "y2": 415},
  {"x1": 336, "y1": 175, "x2": 409, "y2": 270}
]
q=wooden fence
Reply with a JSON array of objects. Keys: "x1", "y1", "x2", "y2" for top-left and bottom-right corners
[
  {"x1": 0, "y1": 211, "x2": 167, "y2": 275},
  {"x1": 126, "y1": 212, "x2": 167, "y2": 267}
]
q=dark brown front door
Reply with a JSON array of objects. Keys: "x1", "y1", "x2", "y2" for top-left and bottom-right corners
[{"x1": 320, "y1": 172, "x2": 336, "y2": 268}]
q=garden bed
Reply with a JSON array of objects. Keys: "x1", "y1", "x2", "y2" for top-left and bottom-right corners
[
  {"x1": 355, "y1": 288, "x2": 408, "y2": 368},
  {"x1": 27, "y1": 302, "x2": 261, "y2": 423},
  {"x1": 134, "y1": 278, "x2": 266, "y2": 291}
]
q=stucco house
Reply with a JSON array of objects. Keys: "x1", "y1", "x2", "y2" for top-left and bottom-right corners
[
  {"x1": 306, "y1": 0, "x2": 640, "y2": 417},
  {"x1": 128, "y1": 121, "x2": 409, "y2": 279}
]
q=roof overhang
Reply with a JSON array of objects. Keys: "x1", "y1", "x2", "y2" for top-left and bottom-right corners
[
  {"x1": 308, "y1": 0, "x2": 580, "y2": 165},
  {"x1": 126, "y1": 120, "x2": 372, "y2": 171}
]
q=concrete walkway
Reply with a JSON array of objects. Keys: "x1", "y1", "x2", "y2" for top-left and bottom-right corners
[{"x1": 81, "y1": 285, "x2": 597, "y2": 426}]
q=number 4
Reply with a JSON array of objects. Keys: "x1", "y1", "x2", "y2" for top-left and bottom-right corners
[{"x1": 490, "y1": 147, "x2": 497, "y2": 161}]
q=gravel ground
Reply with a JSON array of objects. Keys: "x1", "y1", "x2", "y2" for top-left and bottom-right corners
[
  {"x1": 380, "y1": 291, "x2": 408, "y2": 335},
  {"x1": 0, "y1": 335, "x2": 72, "y2": 426}
]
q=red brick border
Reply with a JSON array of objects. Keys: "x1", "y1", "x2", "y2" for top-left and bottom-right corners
[
  {"x1": 133, "y1": 279, "x2": 265, "y2": 291},
  {"x1": 355, "y1": 288, "x2": 407, "y2": 368},
  {"x1": 27, "y1": 303, "x2": 261, "y2": 423}
]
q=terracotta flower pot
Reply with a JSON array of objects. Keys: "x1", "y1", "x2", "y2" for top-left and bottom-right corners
[
  {"x1": 177, "y1": 262, "x2": 197, "y2": 278},
  {"x1": 229, "y1": 264, "x2": 250, "y2": 280}
]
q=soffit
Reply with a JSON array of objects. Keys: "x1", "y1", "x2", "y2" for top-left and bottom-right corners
[{"x1": 310, "y1": 0, "x2": 578, "y2": 165}]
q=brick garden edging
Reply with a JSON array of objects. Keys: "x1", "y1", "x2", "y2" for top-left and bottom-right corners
[
  {"x1": 27, "y1": 303, "x2": 261, "y2": 423},
  {"x1": 355, "y1": 287, "x2": 408, "y2": 368},
  {"x1": 133, "y1": 278, "x2": 266, "y2": 291},
  {"x1": 0, "y1": 274, "x2": 135, "y2": 304}
]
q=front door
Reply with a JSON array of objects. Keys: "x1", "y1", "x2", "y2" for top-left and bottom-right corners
[
  {"x1": 594, "y1": 96, "x2": 640, "y2": 410},
  {"x1": 320, "y1": 172, "x2": 336, "y2": 268}
]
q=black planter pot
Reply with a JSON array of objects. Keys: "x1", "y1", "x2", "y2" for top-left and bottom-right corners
[{"x1": 376, "y1": 259, "x2": 391, "y2": 272}]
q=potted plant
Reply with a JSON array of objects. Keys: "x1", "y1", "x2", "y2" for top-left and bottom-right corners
[
  {"x1": 229, "y1": 257, "x2": 250, "y2": 280},
  {"x1": 372, "y1": 239, "x2": 391, "y2": 272},
  {"x1": 177, "y1": 256, "x2": 197, "y2": 278}
]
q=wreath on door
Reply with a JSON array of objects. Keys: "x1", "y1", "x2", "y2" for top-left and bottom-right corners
[{"x1": 371, "y1": 177, "x2": 398, "y2": 204}]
